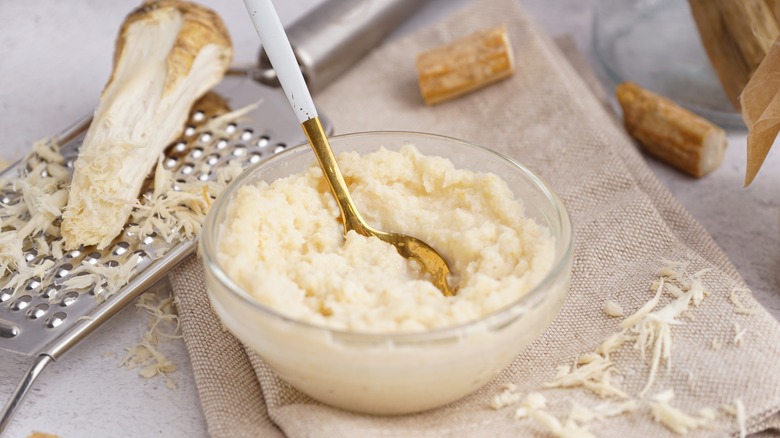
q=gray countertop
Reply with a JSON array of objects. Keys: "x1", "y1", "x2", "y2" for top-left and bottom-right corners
[{"x1": 0, "y1": 1, "x2": 777, "y2": 436}]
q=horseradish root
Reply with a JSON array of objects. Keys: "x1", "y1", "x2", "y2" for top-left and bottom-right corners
[
  {"x1": 416, "y1": 25, "x2": 515, "y2": 105},
  {"x1": 61, "y1": 1, "x2": 232, "y2": 249},
  {"x1": 616, "y1": 82, "x2": 727, "y2": 178}
]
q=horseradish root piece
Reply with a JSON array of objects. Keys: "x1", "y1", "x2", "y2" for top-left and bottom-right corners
[
  {"x1": 616, "y1": 82, "x2": 727, "y2": 178},
  {"x1": 61, "y1": 1, "x2": 232, "y2": 249},
  {"x1": 416, "y1": 24, "x2": 515, "y2": 105}
]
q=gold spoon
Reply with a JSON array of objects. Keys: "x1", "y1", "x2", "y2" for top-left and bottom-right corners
[{"x1": 243, "y1": 0, "x2": 455, "y2": 296}]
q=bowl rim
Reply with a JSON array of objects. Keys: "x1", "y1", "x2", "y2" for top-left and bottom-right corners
[{"x1": 200, "y1": 130, "x2": 573, "y2": 341}]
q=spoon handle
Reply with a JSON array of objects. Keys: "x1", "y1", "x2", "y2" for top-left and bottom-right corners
[
  {"x1": 243, "y1": 0, "x2": 317, "y2": 123},
  {"x1": 302, "y1": 117, "x2": 367, "y2": 235}
]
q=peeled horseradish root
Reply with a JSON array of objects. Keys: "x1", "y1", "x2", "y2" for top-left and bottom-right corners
[{"x1": 61, "y1": 0, "x2": 233, "y2": 250}]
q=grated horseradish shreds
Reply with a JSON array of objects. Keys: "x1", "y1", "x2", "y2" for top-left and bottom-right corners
[
  {"x1": 648, "y1": 390, "x2": 713, "y2": 435},
  {"x1": 0, "y1": 138, "x2": 70, "y2": 302},
  {"x1": 603, "y1": 300, "x2": 624, "y2": 317},
  {"x1": 735, "y1": 399, "x2": 746, "y2": 438},
  {"x1": 733, "y1": 322, "x2": 747, "y2": 347},
  {"x1": 502, "y1": 259, "x2": 747, "y2": 435},
  {"x1": 489, "y1": 383, "x2": 522, "y2": 410},
  {"x1": 1, "y1": 125, "x2": 245, "y2": 387},
  {"x1": 121, "y1": 287, "x2": 181, "y2": 389},
  {"x1": 729, "y1": 288, "x2": 760, "y2": 315}
]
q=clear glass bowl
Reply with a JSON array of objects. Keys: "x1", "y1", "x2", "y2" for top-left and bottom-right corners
[
  {"x1": 592, "y1": 0, "x2": 744, "y2": 128},
  {"x1": 200, "y1": 131, "x2": 573, "y2": 415}
]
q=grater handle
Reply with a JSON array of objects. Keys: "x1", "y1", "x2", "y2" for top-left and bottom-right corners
[
  {"x1": 0, "y1": 354, "x2": 53, "y2": 433},
  {"x1": 255, "y1": 0, "x2": 423, "y2": 93}
]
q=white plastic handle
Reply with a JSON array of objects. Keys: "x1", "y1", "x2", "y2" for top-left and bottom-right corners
[{"x1": 243, "y1": 0, "x2": 317, "y2": 123}]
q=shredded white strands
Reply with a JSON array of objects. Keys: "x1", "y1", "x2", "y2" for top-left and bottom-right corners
[
  {"x1": 567, "y1": 400, "x2": 639, "y2": 425},
  {"x1": 735, "y1": 399, "x2": 746, "y2": 438},
  {"x1": 121, "y1": 288, "x2": 181, "y2": 389},
  {"x1": 545, "y1": 260, "x2": 716, "y2": 408},
  {"x1": 514, "y1": 392, "x2": 547, "y2": 419},
  {"x1": 199, "y1": 100, "x2": 262, "y2": 135},
  {"x1": 513, "y1": 394, "x2": 600, "y2": 438},
  {"x1": 0, "y1": 138, "x2": 70, "y2": 300},
  {"x1": 544, "y1": 353, "x2": 628, "y2": 399},
  {"x1": 733, "y1": 322, "x2": 747, "y2": 347},
  {"x1": 729, "y1": 288, "x2": 760, "y2": 315},
  {"x1": 648, "y1": 390, "x2": 712, "y2": 435},
  {"x1": 62, "y1": 254, "x2": 141, "y2": 301},
  {"x1": 623, "y1": 262, "x2": 714, "y2": 397},
  {"x1": 489, "y1": 383, "x2": 521, "y2": 410},
  {"x1": 604, "y1": 300, "x2": 624, "y2": 317},
  {"x1": 128, "y1": 156, "x2": 242, "y2": 245}
]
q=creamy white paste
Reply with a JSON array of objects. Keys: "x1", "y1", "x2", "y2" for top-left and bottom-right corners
[{"x1": 217, "y1": 145, "x2": 554, "y2": 333}]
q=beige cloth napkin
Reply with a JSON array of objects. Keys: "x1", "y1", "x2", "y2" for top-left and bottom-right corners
[{"x1": 169, "y1": 0, "x2": 780, "y2": 436}]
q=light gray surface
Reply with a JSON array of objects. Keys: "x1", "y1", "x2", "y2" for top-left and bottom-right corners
[{"x1": 0, "y1": 0, "x2": 777, "y2": 437}]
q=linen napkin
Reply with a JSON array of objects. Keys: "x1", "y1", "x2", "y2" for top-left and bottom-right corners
[{"x1": 170, "y1": 0, "x2": 780, "y2": 436}]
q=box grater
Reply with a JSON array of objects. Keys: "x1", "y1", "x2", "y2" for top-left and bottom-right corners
[{"x1": 0, "y1": 0, "x2": 425, "y2": 431}]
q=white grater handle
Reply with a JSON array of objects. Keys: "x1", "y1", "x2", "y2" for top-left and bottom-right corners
[{"x1": 243, "y1": 0, "x2": 317, "y2": 124}]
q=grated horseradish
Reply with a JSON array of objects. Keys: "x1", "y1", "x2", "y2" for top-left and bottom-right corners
[{"x1": 217, "y1": 145, "x2": 555, "y2": 332}]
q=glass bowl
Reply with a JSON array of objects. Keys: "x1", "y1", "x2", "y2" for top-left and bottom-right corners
[{"x1": 200, "y1": 131, "x2": 573, "y2": 415}]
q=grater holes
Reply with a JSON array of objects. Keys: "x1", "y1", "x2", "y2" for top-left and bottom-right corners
[
  {"x1": 274, "y1": 143, "x2": 287, "y2": 154},
  {"x1": 248, "y1": 152, "x2": 263, "y2": 164},
  {"x1": 205, "y1": 153, "x2": 220, "y2": 166},
  {"x1": 190, "y1": 147, "x2": 204, "y2": 159},
  {"x1": 113, "y1": 241, "x2": 130, "y2": 256},
  {"x1": 0, "y1": 289, "x2": 13, "y2": 303},
  {"x1": 164, "y1": 157, "x2": 178, "y2": 169},
  {"x1": 142, "y1": 233, "x2": 156, "y2": 245},
  {"x1": 225, "y1": 123, "x2": 237, "y2": 134},
  {"x1": 59, "y1": 291, "x2": 79, "y2": 307},
  {"x1": 257, "y1": 135, "x2": 270, "y2": 147},
  {"x1": 181, "y1": 163, "x2": 195, "y2": 176},
  {"x1": 240, "y1": 129, "x2": 253, "y2": 141},
  {"x1": 173, "y1": 141, "x2": 188, "y2": 153},
  {"x1": 25, "y1": 278, "x2": 42, "y2": 291},
  {"x1": 1, "y1": 194, "x2": 19, "y2": 206},
  {"x1": 197, "y1": 172, "x2": 211, "y2": 182},
  {"x1": 104, "y1": 260, "x2": 120, "y2": 268},
  {"x1": 65, "y1": 157, "x2": 76, "y2": 169},
  {"x1": 90, "y1": 285, "x2": 108, "y2": 297},
  {"x1": 232, "y1": 145, "x2": 247, "y2": 157},
  {"x1": 184, "y1": 126, "x2": 196, "y2": 137},
  {"x1": 216, "y1": 138, "x2": 229, "y2": 149},
  {"x1": 132, "y1": 250, "x2": 148, "y2": 263},
  {"x1": 27, "y1": 303, "x2": 49, "y2": 319},
  {"x1": 85, "y1": 252, "x2": 101, "y2": 265},
  {"x1": 192, "y1": 111, "x2": 205, "y2": 122},
  {"x1": 11, "y1": 295, "x2": 32, "y2": 311},
  {"x1": 41, "y1": 284, "x2": 59, "y2": 300},
  {"x1": 55, "y1": 264, "x2": 73, "y2": 279},
  {"x1": 45, "y1": 312, "x2": 67, "y2": 329},
  {"x1": 25, "y1": 250, "x2": 37, "y2": 263},
  {"x1": 199, "y1": 133, "x2": 212, "y2": 143},
  {"x1": 66, "y1": 249, "x2": 81, "y2": 259}
]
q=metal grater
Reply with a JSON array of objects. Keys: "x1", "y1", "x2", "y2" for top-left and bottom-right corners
[
  {"x1": 0, "y1": 0, "x2": 426, "y2": 430},
  {"x1": 0, "y1": 71, "x2": 332, "y2": 429}
]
